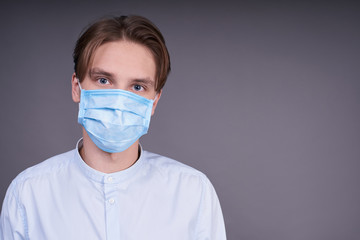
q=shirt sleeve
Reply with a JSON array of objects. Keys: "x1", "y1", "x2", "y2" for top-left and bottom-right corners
[
  {"x1": 195, "y1": 176, "x2": 227, "y2": 240},
  {"x1": 0, "y1": 181, "x2": 27, "y2": 240}
]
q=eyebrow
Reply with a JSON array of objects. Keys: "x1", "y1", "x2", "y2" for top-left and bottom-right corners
[
  {"x1": 131, "y1": 78, "x2": 154, "y2": 87},
  {"x1": 89, "y1": 68, "x2": 115, "y2": 79}
]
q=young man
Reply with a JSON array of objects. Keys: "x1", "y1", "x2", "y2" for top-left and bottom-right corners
[{"x1": 0, "y1": 15, "x2": 226, "y2": 239}]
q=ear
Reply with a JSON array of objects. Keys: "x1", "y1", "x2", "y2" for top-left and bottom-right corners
[
  {"x1": 71, "y1": 73, "x2": 81, "y2": 103},
  {"x1": 151, "y1": 89, "x2": 162, "y2": 116}
]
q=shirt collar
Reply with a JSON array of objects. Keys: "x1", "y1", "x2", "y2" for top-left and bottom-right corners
[{"x1": 73, "y1": 138, "x2": 146, "y2": 184}]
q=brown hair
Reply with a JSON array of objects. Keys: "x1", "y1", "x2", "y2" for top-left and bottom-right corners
[{"x1": 73, "y1": 15, "x2": 171, "y2": 92}]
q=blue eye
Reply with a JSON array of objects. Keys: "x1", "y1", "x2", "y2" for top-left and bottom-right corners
[
  {"x1": 133, "y1": 84, "x2": 143, "y2": 91},
  {"x1": 98, "y1": 78, "x2": 109, "y2": 85}
]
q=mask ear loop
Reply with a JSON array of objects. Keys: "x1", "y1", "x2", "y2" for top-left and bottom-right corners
[
  {"x1": 77, "y1": 78, "x2": 83, "y2": 91},
  {"x1": 153, "y1": 89, "x2": 162, "y2": 101}
]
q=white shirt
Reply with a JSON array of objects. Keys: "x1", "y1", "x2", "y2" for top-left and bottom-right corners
[{"x1": 0, "y1": 140, "x2": 226, "y2": 239}]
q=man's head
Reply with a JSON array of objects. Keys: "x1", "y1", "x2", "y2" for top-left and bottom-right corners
[
  {"x1": 73, "y1": 15, "x2": 171, "y2": 93},
  {"x1": 71, "y1": 15, "x2": 170, "y2": 153}
]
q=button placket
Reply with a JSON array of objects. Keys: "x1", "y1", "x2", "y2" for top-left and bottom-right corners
[{"x1": 104, "y1": 177, "x2": 121, "y2": 239}]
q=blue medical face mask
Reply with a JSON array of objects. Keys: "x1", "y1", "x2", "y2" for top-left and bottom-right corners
[{"x1": 77, "y1": 82, "x2": 155, "y2": 153}]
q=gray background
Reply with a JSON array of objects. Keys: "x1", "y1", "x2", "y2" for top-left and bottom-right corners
[{"x1": 0, "y1": 0, "x2": 359, "y2": 239}]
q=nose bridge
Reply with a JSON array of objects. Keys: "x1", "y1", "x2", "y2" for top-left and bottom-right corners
[{"x1": 112, "y1": 77, "x2": 129, "y2": 90}]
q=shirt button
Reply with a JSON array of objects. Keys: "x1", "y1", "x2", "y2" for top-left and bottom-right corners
[
  {"x1": 107, "y1": 176, "x2": 113, "y2": 182},
  {"x1": 109, "y1": 198, "x2": 115, "y2": 204}
]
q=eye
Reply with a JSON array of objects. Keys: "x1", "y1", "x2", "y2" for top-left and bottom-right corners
[
  {"x1": 133, "y1": 84, "x2": 144, "y2": 91},
  {"x1": 98, "y1": 78, "x2": 109, "y2": 85}
]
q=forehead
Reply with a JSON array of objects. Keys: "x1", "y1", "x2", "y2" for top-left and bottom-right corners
[{"x1": 91, "y1": 40, "x2": 156, "y2": 81}]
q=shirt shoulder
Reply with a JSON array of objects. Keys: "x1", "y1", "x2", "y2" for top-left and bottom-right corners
[
  {"x1": 141, "y1": 150, "x2": 226, "y2": 239},
  {"x1": 142, "y1": 150, "x2": 211, "y2": 185},
  {"x1": 11, "y1": 149, "x2": 75, "y2": 186}
]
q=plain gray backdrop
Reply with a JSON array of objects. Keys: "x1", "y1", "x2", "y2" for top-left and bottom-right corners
[{"x1": 0, "y1": 0, "x2": 359, "y2": 239}]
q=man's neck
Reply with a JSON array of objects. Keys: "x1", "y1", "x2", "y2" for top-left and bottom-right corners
[{"x1": 80, "y1": 129, "x2": 140, "y2": 173}]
